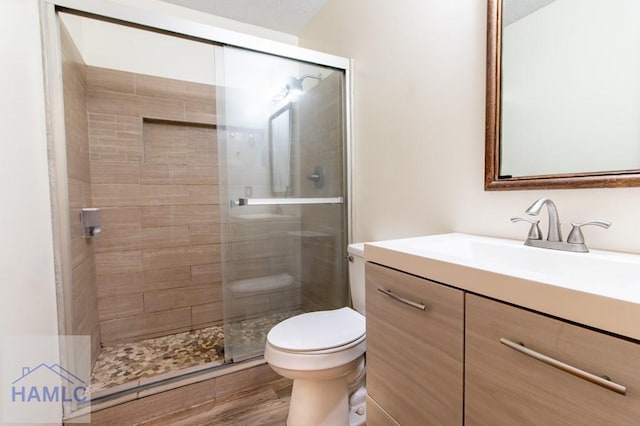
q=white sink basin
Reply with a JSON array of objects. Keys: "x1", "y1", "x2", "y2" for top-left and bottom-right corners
[
  {"x1": 390, "y1": 233, "x2": 640, "y2": 302},
  {"x1": 366, "y1": 233, "x2": 640, "y2": 340}
]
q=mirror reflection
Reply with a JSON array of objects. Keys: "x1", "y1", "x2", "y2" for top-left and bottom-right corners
[
  {"x1": 499, "y1": 0, "x2": 640, "y2": 178},
  {"x1": 269, "y1": 104, "x2": 293, "y2": 194}
]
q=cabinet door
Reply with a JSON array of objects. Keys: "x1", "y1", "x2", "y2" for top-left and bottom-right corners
[
  {"x1": 465, "y1": 294, "x2": 640, "y2": 425},
  {"x1": 366, "y1": 262, "x2": 464, "y2": 426}
]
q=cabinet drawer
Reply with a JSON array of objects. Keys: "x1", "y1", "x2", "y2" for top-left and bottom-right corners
[
  {"x1": 366, "y1": 262, "x2": 464, "y2": 425},
  {"x1": 465, "y1": 294, "x2": 640, "y2": 425}
]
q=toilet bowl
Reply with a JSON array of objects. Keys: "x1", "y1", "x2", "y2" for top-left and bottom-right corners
[{"x1": 265, "y1": 243, "x2": 366, "y2": 426}]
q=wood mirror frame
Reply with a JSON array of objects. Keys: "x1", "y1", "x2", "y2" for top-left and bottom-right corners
[{"x1": 484, "y1": 0, "x2": 640, "y2": 191}]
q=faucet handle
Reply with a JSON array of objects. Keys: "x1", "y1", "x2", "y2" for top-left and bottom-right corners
[
  {"x1": 567, "y1": 220, "x2": 612, "y2": 244},
  {"x1": 511, "y1": 217, "x2": 542, "y2": 240}
]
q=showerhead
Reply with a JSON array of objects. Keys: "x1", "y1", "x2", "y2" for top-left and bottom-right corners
[
  {"x1": 285, "y1": 76, "x2": 304, "y2": 97},
  {"x1": 280, "y1": 74, "x2": 323, "y2": 100}
]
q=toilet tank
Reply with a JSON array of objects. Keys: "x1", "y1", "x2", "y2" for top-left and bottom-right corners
[{"x1": 347, "y1": 243, "x2": 366, "y2": 315}]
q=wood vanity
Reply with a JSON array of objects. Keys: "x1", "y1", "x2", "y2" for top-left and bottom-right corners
[{"x1": 364, "y1": 234, "x2": 640, "y2": 425}]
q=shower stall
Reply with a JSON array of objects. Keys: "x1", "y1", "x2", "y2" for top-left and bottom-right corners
[{"x1": 45, "y1": 1, "x2": 351, "y2": 411}]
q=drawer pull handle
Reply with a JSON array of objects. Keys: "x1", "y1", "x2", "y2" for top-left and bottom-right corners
[
  {"x1": 500, "y1": 338, "x2": 627, "y2": 396},
  {"x1": 377, "y1": 288, "x2": 426, "y2": 310}
]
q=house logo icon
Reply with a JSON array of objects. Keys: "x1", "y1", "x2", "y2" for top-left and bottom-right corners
[{"x1": 11, "y1": 363, "x2": 88, "y2": 404}]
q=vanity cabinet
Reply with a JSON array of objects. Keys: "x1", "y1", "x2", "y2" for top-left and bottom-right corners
[
  {"x1": 465, "y1": 294, "x2": 640, "y2": 425},
  {"x1": 365, "y1": 262, "x2": 464, "y2": 425},
  {"x1": 366, "y1": 261, "x2": 640, "y2": 425}
]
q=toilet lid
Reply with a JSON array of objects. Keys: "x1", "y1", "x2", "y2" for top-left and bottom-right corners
[{"x1": 267, "y1": 307, "x2": 365, "y2": 352}]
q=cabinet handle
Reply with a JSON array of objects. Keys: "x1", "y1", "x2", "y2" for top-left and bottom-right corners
[
  {"x1": 377, "y1": 288, "x2": 426, "y2": 311},
  {"x1": 500, "y1": 338, "x2": 627, "y2": 395}
]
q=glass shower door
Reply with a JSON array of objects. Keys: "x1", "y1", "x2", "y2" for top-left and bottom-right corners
[{"x1": 216, "y1": 46, "x2": 348, "y2": 362}]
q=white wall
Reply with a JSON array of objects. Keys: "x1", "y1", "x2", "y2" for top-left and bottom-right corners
[
  {"x1": 0, "y1": 0, "x2": 61, "y2": 423},
  {"x1": 502, "y1": 0, "x2": 640, "y2": 176},
  {"x1": 300, "y1": 0, "x2": 640, "y2": 254}
]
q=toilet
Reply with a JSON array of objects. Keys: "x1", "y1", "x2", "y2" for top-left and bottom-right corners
[{"x1": 264, "y1": 243, "x2": 366, "y2": 426}]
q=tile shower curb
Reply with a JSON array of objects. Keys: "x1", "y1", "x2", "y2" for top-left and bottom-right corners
[{"x1": 65, "y1": 358, "x2": 268, "y2": 421}]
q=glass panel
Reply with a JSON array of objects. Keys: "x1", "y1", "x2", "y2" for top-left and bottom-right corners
[
  {"x1": 56, "y1": 12, "x2": 224, "y2": 396},
  {"x1": 216, "y1": 46, "x2": 348, "y2": 362}
]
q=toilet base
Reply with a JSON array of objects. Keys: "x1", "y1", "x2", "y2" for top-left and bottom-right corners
[
  {"x1": 349, "y1": 386, "x2": 367, "y2": 426},
  {"x1": 286, "y1": 378, "x2": 367, "y2": 426},
  {"x1": 268, "y1": 356, "x2": 364, "y2": 426},
  {"x1": 287, "y1": 376, "x2": 350, "y2": 426}
]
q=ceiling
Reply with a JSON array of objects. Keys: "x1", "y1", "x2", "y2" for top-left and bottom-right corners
[{"x1": 161, "y1": 0, "x2": 329, "y2": 35}]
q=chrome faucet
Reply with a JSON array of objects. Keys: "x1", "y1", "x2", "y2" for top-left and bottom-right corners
[
  {"x1": 512, "y1": 198, "x2": 611, "y2": 253},
  {"x1": 525, "y1": 198, "x2": 562, "y2": 242}
]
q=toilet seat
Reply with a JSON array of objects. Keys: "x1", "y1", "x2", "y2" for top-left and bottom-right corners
[
  {"x1": 265, "y1": 336, "x2": 366, "y2": 372},
  {"x1": 264, "y1": 307, "x2": 366, "y2": 372},
  {"x1": 267, "y1": 307, "x2": 365, "y2": 353}
]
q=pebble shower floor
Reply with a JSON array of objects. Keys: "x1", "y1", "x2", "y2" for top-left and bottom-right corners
[{"x1": 90, "y1": 310, "x2": 301, "y2": 393}]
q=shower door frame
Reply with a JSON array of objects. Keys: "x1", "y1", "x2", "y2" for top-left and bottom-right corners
[{"x1": 40, "y1": 0, "x2": 353, "y2": 416}]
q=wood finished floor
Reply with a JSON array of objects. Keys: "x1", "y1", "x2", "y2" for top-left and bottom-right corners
[{"x1": 137, "y1": 377, "x2": 292, "y2": 426}]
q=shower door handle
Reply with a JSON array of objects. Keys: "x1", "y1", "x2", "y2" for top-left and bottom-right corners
[{"x1": 231, "y1": 197, "x2": 343, "y2": 207}]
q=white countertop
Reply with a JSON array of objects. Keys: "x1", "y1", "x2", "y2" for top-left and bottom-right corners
[{"x1": 365, "y1": 233, "x2": 640, "y2": 341}]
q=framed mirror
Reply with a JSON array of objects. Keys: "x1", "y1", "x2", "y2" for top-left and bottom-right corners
[
  {"x1": 485, "y1": 0, "x2": 640, "y2": 190},
  {"x1": 269, "y1": 103, "x2": 293, "y2": 194}
]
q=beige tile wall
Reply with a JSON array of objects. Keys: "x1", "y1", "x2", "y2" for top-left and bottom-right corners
[
  {"x1": 60, "y1": 25, "x2": 101, "y2": 365},
  {"x1": 86, "y1": 66, "x2": 222, "y2": 345},
  {"x1": 76, "y1": 64, "x2": 339, "y2": 345},
  {"x1": 225, "y1": 214, "x2": 302, "y2": 319},
  {"x1": 297, "y1": 72, "x2": 349, "y2": 311}
]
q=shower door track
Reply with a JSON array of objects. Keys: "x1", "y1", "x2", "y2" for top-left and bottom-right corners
[{"x1": 45, "y1": 0, "x2": 350, "y2": 70}]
